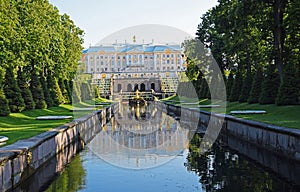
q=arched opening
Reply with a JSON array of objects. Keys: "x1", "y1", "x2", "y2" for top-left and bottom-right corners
[
  {"x1": 127, "y1": 84, "x2": 132, "y2": 92},
  {"x1": 151, "y1": 83, "x2": 155, "y2": 91},
  {"x1": 134, "y1": 84, "x2": 139, "y2": 91},
  {"x1": 140, "y1": 83, "x2": 146, "y2": 91},
  {"x1": 117, "y1": 84, "x2": 122, "y2": 92}
]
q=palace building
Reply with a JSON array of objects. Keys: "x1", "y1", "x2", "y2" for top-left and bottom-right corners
[{"x1": 81, "y1": 42, "x2": 186, "y2": 99}]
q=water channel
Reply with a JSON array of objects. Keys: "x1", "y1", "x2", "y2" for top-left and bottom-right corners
[{"x1": 14, "y1": 103, "x2": 300, "y2": 191}]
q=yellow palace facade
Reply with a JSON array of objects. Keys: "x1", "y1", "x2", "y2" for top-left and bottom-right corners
[{"x1": 81, "y1": 43, "x2": 186, "y2": 99}]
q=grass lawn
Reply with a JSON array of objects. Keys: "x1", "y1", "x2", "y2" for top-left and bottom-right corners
[
  {"x1": 161, "y1": 96, "x2": 300, "y2": 129},
  {"x1": 0, "y1": 98, "x2": 113, "y2": 146}
]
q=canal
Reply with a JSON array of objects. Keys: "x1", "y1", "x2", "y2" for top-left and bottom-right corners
[{"x1": 14, "y1": 103, "x2": 300, "y2": 191}]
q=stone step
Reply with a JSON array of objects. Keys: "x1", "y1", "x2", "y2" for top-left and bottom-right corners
[
  {"x1": 36, "y1": 116, "x2": 73, "y2": 120},
  {"x1": 230, "y1": 110, "x2": 266, "y2": 115}
]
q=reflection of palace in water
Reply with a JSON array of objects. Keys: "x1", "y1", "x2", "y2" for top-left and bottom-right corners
[{"x1": 88, "y1": 103, "x2": 190, "y2": 168}]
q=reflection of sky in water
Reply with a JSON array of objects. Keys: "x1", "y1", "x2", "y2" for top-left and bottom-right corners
[
  {"x1": 80, "y1": 149, "x2": 203, "y2": 192},
  {"x1": 87, "y1": 104, "x2": 190, "y2": 169}
]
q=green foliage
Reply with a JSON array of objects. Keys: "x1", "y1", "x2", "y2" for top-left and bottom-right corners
[
  {"x1": 229, "y1": 70, "x2": 243, "y2": 102},
  {"x1": 71, "y1": 80, "x2": 81, "y2": 104},
  {"x1": 226, "y1": 73, "x2": 234, "y2": 99},
  {"x1": 0, "y1": 92, "x2": 10, "y2": 116},
  {"x1": 80, "y1": 82, "x2": 93, "y2": 101},
  {"x1": 30, "y1": 72, "x2": 47, "y2": 109},
  {"x1": 17, "y1": 69, "x2": 35, "y2": 110},
  {"x1": 0, "y1": 72, "x2": 10, "y2": 116},
  {"x1": 199, "y1": 77, "x2": 209, "y2": 99},
  {"x1": 41, "y1": 75, "x2": 54, "y2": 108},
  {"x1": 59, "y1": 78, "x2": 70, "y2": 104},
  {"x1": 239, "y1": 70, "x2": 253, "y2": 102},
  {"x1": 248, "y1": 67, "x2": 263, "y2": 104},
  {"x1": 3, "y1": 67, "x2": 25, "y2": 112},
  {"x1": 47, "y1": 74, "x2": 59, "y2": 107},
  {"x1": 64, "y1": 79, "x2": 72, "y2": 104},
  {"x1": 259, "y1": 65, "x2": 280, "y2": 104},
  {"x1": 276, "y1": 63, "x2": 299, "y2": 105},
  {"x1": 0, "y1": 0, "x2": 83, "y2": 111},
  {"x1": 54, "y1": 78, "x2": 65, "y2": 105}
]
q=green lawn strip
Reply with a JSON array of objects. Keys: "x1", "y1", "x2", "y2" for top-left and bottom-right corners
[
  {"x1": 0, "y1": 105, "x2": 73, "y2": 145},
  {"x1": 161, "y1": 96, "x2": 300, "y2": 129},
  {"x1": 0, "y1": 99, "x2": 111, "y2": 146}
]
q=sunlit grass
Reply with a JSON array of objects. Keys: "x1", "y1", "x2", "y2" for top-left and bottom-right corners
[
  {"x1": 0, "y1": 98, "x2": 113, "y2": 146},
  {"x1": 161, "y1": 96, "x2": 300, "y2": 129}
]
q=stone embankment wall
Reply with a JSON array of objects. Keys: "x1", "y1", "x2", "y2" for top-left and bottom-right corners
[
  {"x1": 0, "y1": 104, "x2": 118, "y2": 192},
  {"x1": 159, "y1": 102, "x2": 300, "y2": 161}
]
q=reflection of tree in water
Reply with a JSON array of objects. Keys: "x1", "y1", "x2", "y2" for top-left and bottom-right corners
[
  {"x1": 185, "y1": 134, "x2": 296, "y2": 192},
  {"x1": 45, "y1": 155, "x2": 86, "y2": 192}
]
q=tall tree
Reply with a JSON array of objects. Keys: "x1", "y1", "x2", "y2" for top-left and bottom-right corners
[
  {"x1": 3, "y1": 67, "x2": 25, "y2": 112},
  {"x1": 0, "y1": 70, "x2": 10, "y2": 116},
  {"x1": 259, "y1": 64, "x2": 280, "y2": 104},
  {"x1": 248, "y1": 67, "x2": 264, "y2": 104},
  {"x1": 30, "y1": 71, "x2": 47, "y2": 109},
  {"x1": 276, "y1": 62, "x2": 299, "y2": 105},
  {"x1": 17, "y1": 68, "x2": 35, "y2": 110}
]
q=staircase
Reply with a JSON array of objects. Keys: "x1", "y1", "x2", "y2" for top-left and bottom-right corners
[{"x1": 160, "y1": 77, "x2": 179, "y2": 93}]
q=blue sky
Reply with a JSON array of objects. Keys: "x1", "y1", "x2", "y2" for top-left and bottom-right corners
[{"x1": 49, "y1": 0, "x2": 218, "y2": 48}]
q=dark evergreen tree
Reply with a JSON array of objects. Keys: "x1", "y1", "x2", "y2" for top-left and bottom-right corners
[
  {"x1": 47, "y1": 75, "x2": 59, "y2": 106},
  {"x1": 248, "y1": 67, "x2": 263, "y2": 104},
  {"x1": 0, "y1": 72, "x2": 10, "y2": 116},
  {"x1": 71, "y1": 80, "x2": 81, "y2": 104},
  {"x1": 80, "y1": 82, "x2": 93, "y2": 101},
  {"x1": 199, "y1": 78, "x2": 209, "y2": 99},
  {"x1": 59, "y1": 78, "x2": 69, "y2": 104},
  {"x1": 17, "y1": 69, "x2": 35, "y2": 110},
  {"x1": 54, "y1": 78, "x2": 65, "y2": 105},
  {"x1": 30, "y1": 71, "x2": 47, "y2": 109},
  {"x1": 4, "y1": 67, "x2": 25, "y2": 112},
  {"x1": 276, "y1": 62, "x2": 299, "y2": 105},
  {"x1": 259, "y1": 65, "x2": 280, "y2": 104},
  {"x1": 64, "y1": 79, "x2": 72, "y2": 103},
  {"x1": 239, "y1": 70, "x2": 253, "y2": 102},
  {"x1": 226, "y1": 73, "x2": 234, "y2": 100},
  {"x1": 229, "y1": 70, "x2": 243, "y2": 102},
  {"x1": 40, "y1": 75, "x2": 53, "y2": 107}
]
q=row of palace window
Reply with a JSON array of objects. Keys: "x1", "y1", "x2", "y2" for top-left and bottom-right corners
[
  {"x1": 89, "y1": 66, "x2": 182, "y2": 72},
  {"x1": 85, "y1": 54, "x2": 182, "y2": 61},
  {"x1": 90, "y1": 59, "x2": 181, "y2": 66}
]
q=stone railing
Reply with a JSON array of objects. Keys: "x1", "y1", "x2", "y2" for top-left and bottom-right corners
[
  {"x1": 0, "y1": 104, "x2": 118, "y2": 192},
  {"x1": 159, "y1": 101, "x2": 300, "y2": 161}
]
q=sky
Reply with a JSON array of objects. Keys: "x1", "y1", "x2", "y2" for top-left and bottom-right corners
[{"x1": 48, "y1": 0, "x2": 219, "y2": 48}]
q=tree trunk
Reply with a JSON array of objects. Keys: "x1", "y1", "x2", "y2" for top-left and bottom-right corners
[{"x1": 273, "y1": 0, "x2": 287, "y2": 82}]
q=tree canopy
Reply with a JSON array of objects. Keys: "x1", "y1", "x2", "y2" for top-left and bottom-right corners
[
  {"x1": 184, "y1": 0, "x2": 299, "y2": 105},
  {"x1": 0, "y1": 0, "x2": 84, "y2": 115}
]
